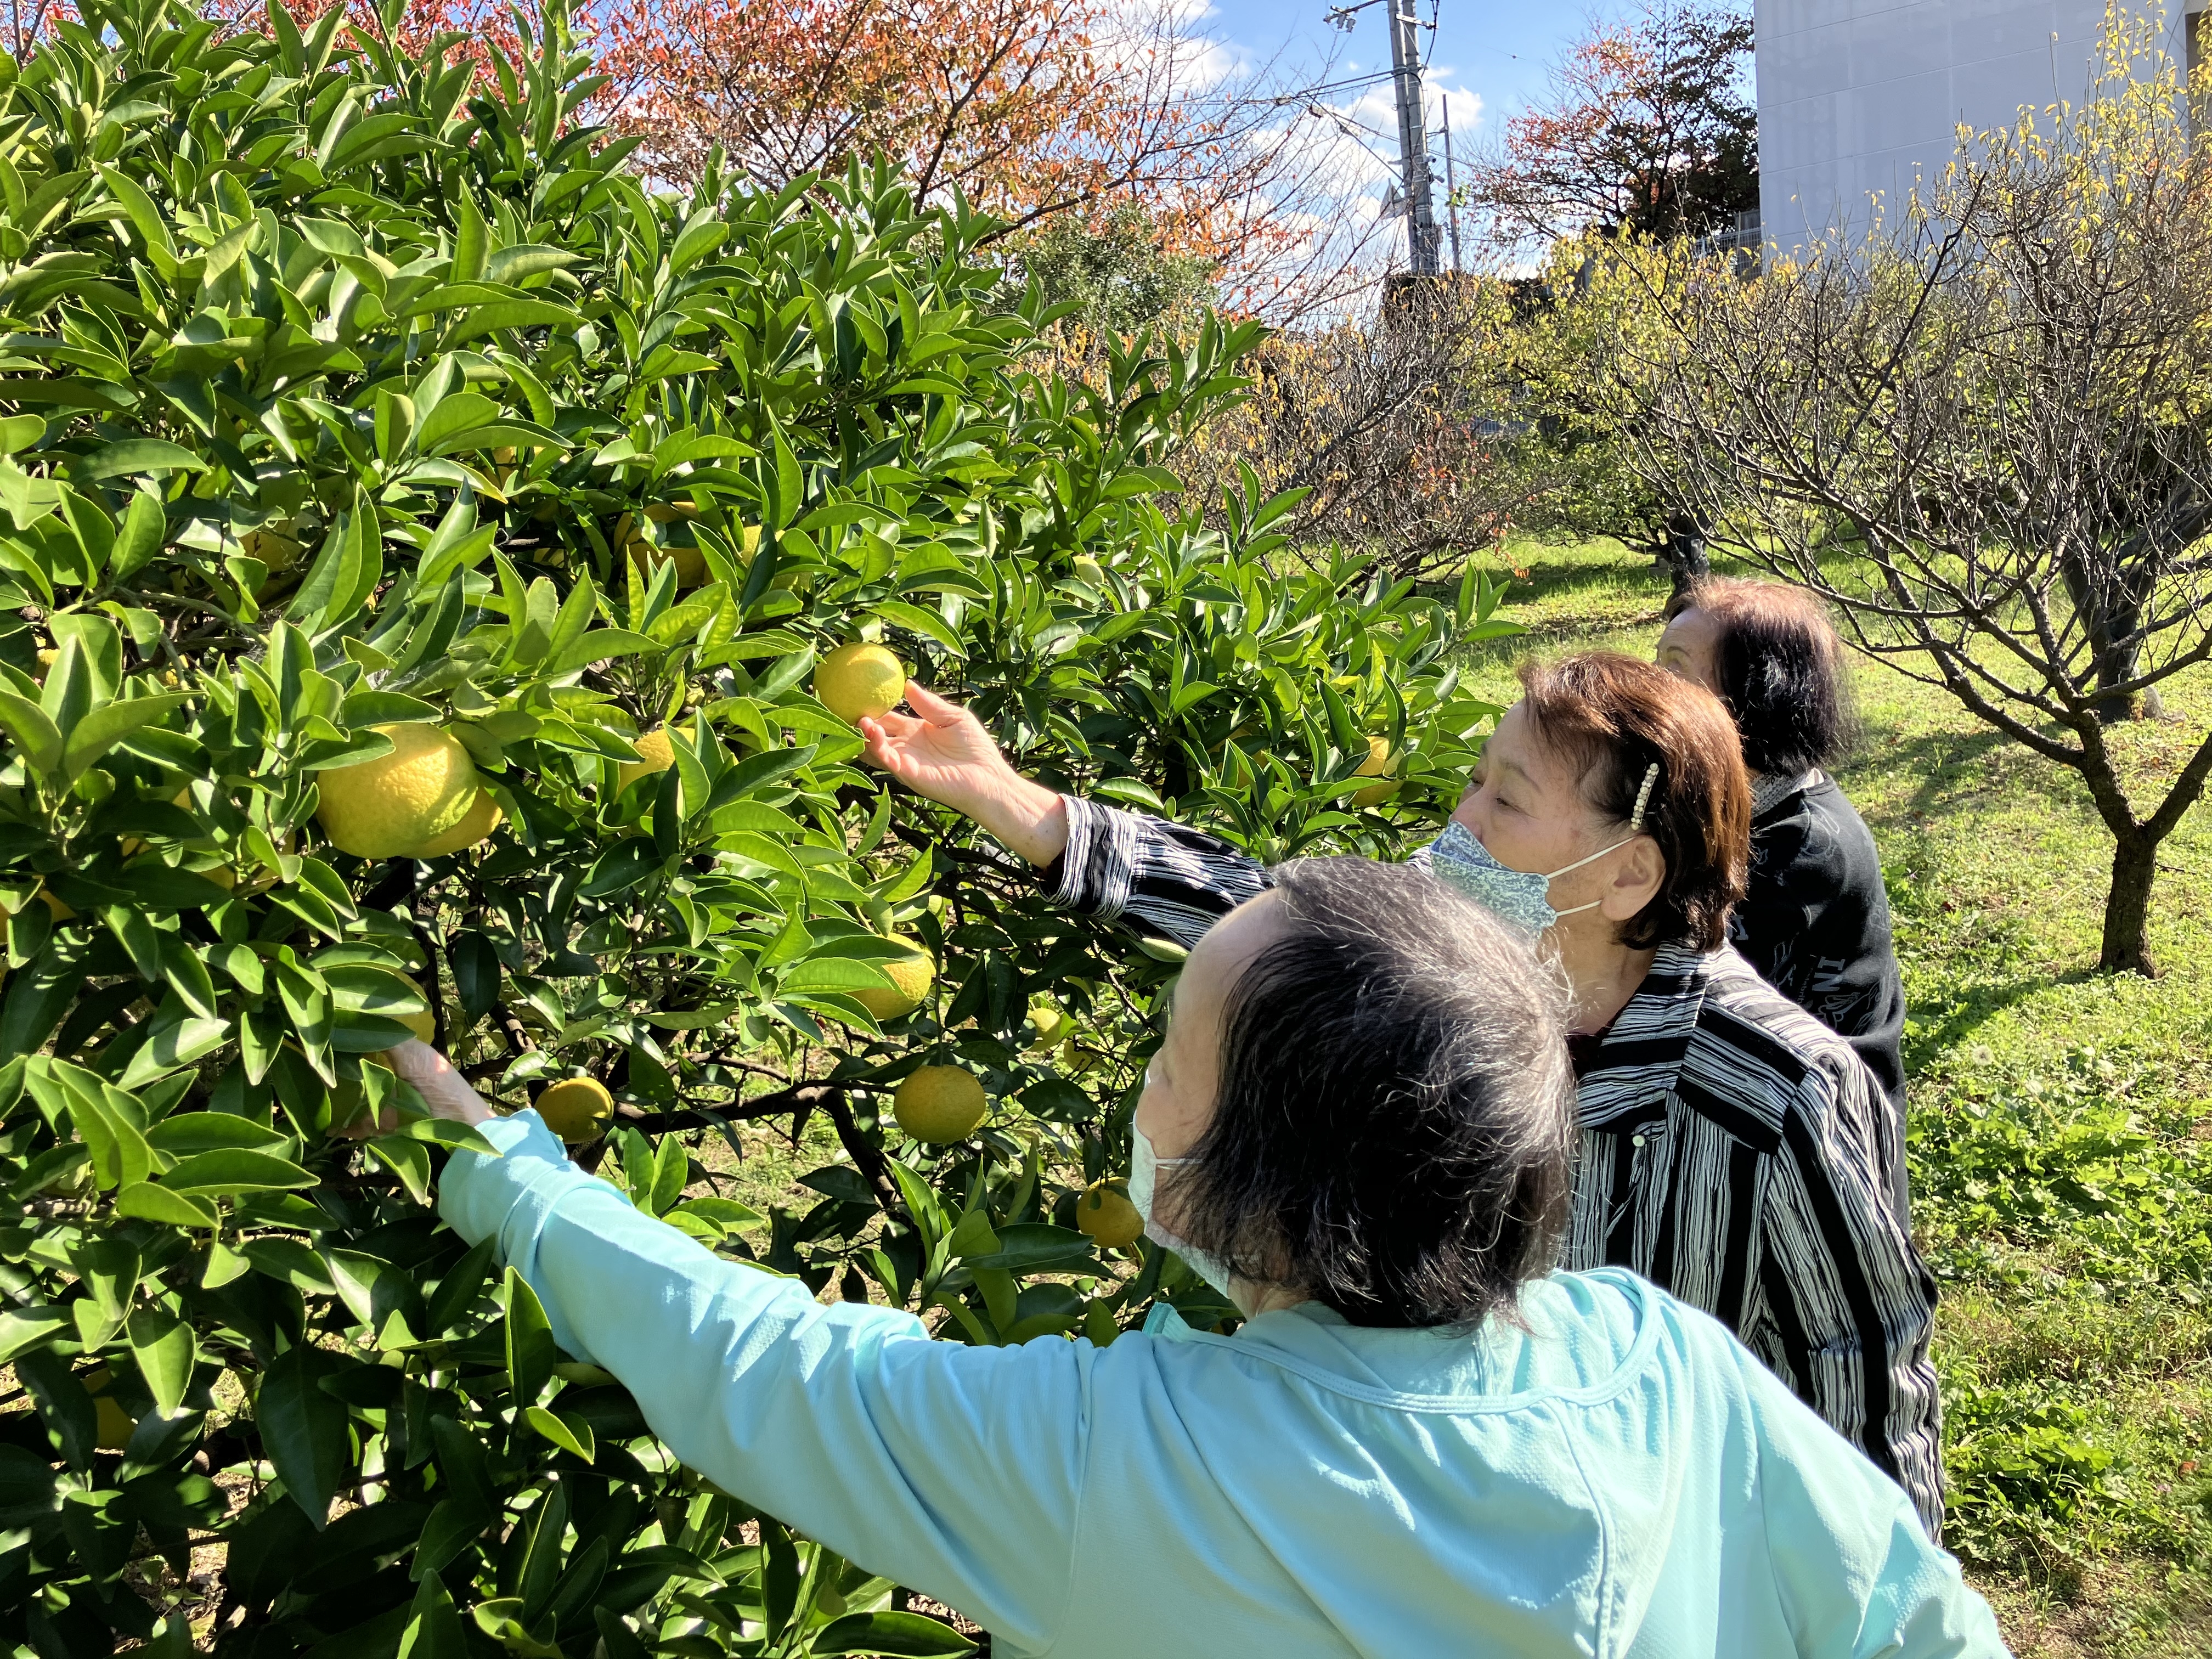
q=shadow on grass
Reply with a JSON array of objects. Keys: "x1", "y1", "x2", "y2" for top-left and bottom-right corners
[
  {"x1": 1843, "y1": 727, "x2": 2014, "y2": 827},
  {"x1": 1903, "y1": 967, "x2": 2100, "y2": 1079}
]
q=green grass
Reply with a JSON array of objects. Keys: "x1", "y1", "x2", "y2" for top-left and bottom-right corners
[{"x1": 1467, "y1": 537, "x2": 2212, "y2": 1656}]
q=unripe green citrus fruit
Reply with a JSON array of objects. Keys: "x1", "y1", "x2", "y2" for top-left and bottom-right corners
[
  {"x1": 1074, "y1": 1181, "x2": 1144, "y2": 1249},
  {"x1": 893, "y1": 1066, "x2": 988, "y2": 1142},
  {"x1": 1025, "y1": 1000, "x2": 1068, "y2": 1049}
]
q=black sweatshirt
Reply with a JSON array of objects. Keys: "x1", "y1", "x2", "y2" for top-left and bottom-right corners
[{"x1": 1732, "y1": 772, "x2": 1909, "y2": 1201}]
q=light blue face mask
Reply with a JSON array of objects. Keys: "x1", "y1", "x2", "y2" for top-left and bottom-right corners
[
  {"x1": 1424, "y1": 763, "x2": 1661, "y2": 932},
  {"x1": 1127, "y1": 1120, "x2": 1237, "y2": 1300}
]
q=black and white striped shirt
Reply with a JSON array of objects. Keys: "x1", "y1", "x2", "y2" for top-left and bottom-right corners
[{"x1": 1046, "y1": 797, "x2": 1946, "y2": 1537}]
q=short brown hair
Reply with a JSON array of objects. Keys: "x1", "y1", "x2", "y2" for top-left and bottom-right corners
[
  {"x1": 1663, "y1": 578, "x2": 1853, "y2": 776},
  {"x1": 1515, "y1": 652, "x2": 1751, "y2": 951}
]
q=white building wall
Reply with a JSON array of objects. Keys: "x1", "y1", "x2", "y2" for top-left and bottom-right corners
[{"x1": 1755, "y1": 0, "x2": 2208, "y2": 251}]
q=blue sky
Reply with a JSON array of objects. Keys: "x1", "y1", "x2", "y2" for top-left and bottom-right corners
[
  {"x1": 1197, "y1": 0, "x2": 1613, "y2": 161},
  {"x1": 1165, "y1": 0, "x2": 1625, "y2": 285}
]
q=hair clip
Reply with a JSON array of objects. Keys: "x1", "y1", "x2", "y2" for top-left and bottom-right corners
[{"x1": 1628, "y1": 763, "x2": 1660, "y2": 830}]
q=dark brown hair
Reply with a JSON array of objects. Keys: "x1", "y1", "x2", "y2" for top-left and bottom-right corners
[
  {"x1": 1176, "y1": 858, "x2": 1577, "y2": 1330},
  {"x1": 1516, "y1": 652, "x2": 1751, "y2": 951},
  {"x1": 1664, "y1": 578, "x2": 1854, "y2": 776}
]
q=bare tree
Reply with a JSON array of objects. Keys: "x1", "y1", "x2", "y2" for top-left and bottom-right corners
[{"x1": 1617, "y1": 19, "x2": 2212, "y2": 973}]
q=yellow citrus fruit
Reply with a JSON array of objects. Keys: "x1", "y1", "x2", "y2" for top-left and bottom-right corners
[
  {"x1": 1071, "y1": 555, "x2": 1107, "y2": 585},
  {"x1": 1059, "y1": 1040, "x2": 1109, "y2": 1077},
  {"x1": 893, "y1": 1066, "x2": 988, "y2": 1143},
  {"x1": 241, "y1": 520, "x2": 304, "y2": 577},
  {"x1": 535, "y1": 1076, "x2": 616, "y2": 1145},
  {"x1": 1350, "y1": 735, "x2": 1400, "y2": 807},
  {"x1": 405, "y1": 788, "x2": 502, "y2": 859},
  {"x1": 1, "y1": 887, "x2": 76, "y2": 925},
  {"x1": 617, "y1": 504, "x2": 707, "y2": 588},
  {"x1": 396, "y1": 975, "x2": 436, "y2": 1045},
  {"x1": 317, "y1": 725, "x2": 484, "y2": 860},
  {"x1": 1074, "y1": 1181, "x2": 1144, "y2": 1250},
  {"x1": 851, "y1": 938, "x2": 934, "y2": 1022},
  {"x1": 618, "y1": 727, "x2": 676, "y2": 795},
  {"x1": 1025, "y1": 1000, "x2": 1068, "y2": 1049},
  {"x1": 83, "y1": 1369, "x2": 138, "y2": 1452},
  {"x1": 814, "y1": 642, "x2": 905, "y2": 725}
]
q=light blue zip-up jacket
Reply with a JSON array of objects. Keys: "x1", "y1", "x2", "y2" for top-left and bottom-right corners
[{"x1": 441, "y1": 1111, "x2": 2008, "y2": 1658}]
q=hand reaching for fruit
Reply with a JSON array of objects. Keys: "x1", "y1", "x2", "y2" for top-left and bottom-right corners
[
  {"x1": 384, "y1": 1039, "x2": 497, "y2": 1126},
  {"x1": 859, "y1": 682, "x2": 1072, "y2": 866}
]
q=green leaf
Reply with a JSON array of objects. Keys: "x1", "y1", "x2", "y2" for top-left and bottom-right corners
[
  {"x1": 117, "y1": 1015, "x2": 234, "y2": 1090},
  {"x1": 145, "y1": 1111, "x2": 289, "y2": 1153},
  {"x1": 397, "y1": 1568, "x2": 471, "y2": 1659},
  {"x1": 340, "y1": 690, "x2": 441, "y2": 726},
  {"x1": 522, "y1": 1404, "x2": 594, "y2": 1463},
  {"x1": 811, "y1": 1612, "x2": 977, "y2": 1656},
  {"x1": 946, "y1": 1207, "x2": 1001, "y2": 1259},
  {"x1": 126, "y1": 1307, "x2": 195, "y2": 1417},
  {"x1": 955, "y1": 1224, "x2": 1096, "y2": 1273},
  {"x1": 94, "y1": 166, "x2": 178, "y2": 278},
  {"x1": 504, "y1": 1267, "x2": 556, "y2": 1409},
  {"x1": 0, "y1": 1305, "x2": 70, "y2": 1365},
  {"x1": 256, "y1": 1344, "x2": 351, "y2": 1527},
  {"x1": 61, "y1": 692, "x2": 188, "y2": 780},
  {"x1": 780, "y1": 957, "x2": 898, "y2": 995},
  {"x1": 74, "y1": 440, "x2": 205, "y2": 481},
  {"x1": 0, "y1": 690, "x2": 62, "y2": 774},
  {"x1": 544, "y1": 628, "x2": 662, "y2": 675},
  {"x1": 160, "y1": 1148, "x2": 318, "y2": 1193},
  {"x1": 110, "y1": 490, "x2": 166, "y2": 581},
  {"x1": 114, "y1": 1182, "x2": 219, "y2": 1229}
]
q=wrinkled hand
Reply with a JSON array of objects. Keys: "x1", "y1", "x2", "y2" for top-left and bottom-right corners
[
  {"x1": 383, "y1": 1039, "x2": 496, "y2": 1126},
  {"x1": 859, "y1": 682, "x2": 1070, "y2": 865}
]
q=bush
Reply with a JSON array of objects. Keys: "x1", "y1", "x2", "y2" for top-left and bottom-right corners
[{"x1": 0, "y1": 1, "x2": 1511, "y2": 1651}]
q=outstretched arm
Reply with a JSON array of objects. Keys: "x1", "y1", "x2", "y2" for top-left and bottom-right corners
[
  {"x1": 859, "y1": 682, "x2": 1272, "y2": 947},
  {"x1": 405, "y1": 1046, "x2": 1090, "y2": 1651}
]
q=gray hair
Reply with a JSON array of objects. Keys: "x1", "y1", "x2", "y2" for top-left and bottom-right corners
[{"x1": 1173, "y1": 856, "x2": 1579, "y2": 1330}]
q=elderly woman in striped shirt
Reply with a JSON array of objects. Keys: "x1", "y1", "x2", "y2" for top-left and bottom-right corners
[{"x1": 861, "y1": 650, "x2": 1945, "y2": 1538}]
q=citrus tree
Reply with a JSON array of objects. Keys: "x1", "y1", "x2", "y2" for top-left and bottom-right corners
[{"x1": 0, "y1": 2, "x2": 1514, "y2": 1652}]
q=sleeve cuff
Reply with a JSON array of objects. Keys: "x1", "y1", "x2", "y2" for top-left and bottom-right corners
[
  {"x1": 1045, "y1": 795, "x2": 1137, "y2": 919},
  {"x1": 437, "y1": 1107, "x2": 584, "y2": 1248}
]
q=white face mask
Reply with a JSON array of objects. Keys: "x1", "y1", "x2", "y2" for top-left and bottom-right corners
[{"x1": 1127, "y1": 1120, "x2": 1237, "y2": 1300}]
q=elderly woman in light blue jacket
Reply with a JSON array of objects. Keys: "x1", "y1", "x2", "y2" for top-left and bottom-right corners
[{"x1": 408, "y1": 857, "x2": 2005, "y2": 1659}]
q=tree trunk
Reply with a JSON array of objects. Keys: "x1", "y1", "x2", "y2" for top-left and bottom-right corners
[
  {"x1": 1656, "y1": 512, "x2": 1709, "y2": 595},
  {"x1": 2058, "y1": 548, "x2": 2152, "y2": 725},
  {"x1": 2100, "y1": 826, "x2": 2162, "y2": 975}
]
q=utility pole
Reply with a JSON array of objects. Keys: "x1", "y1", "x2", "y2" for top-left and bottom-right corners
[
  {"x1": 1385, "y1": 0, "x2": 1440, "y2": 275},
  {"x1": 1441, "y1": 95, "x2": 1463, "y2": 274}
]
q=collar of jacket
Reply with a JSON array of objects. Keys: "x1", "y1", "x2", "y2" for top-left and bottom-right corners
[
  {"x1": 1750, "y1": 767, "x2": 1825, "y2": 818},
  {"x1": 1571, "y1": 939, "x2": 1717, "y2": 1128}
]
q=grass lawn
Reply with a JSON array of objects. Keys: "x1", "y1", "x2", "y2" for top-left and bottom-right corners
[{"x1": 1461, "y1": 538, "x2": 2212, "y2": 1656}]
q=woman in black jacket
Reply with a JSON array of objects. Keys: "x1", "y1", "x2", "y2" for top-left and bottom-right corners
[{"x1": 1655, "y1": 579, "x2": 1909, "y2": 1204}]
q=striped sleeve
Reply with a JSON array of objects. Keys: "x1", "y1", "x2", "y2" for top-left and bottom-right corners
[
  {"x1": 1748, "y1": 1053, "x2": 1946, "y2": 1539},
  {"x1": 1045, "y1": 797, "x2": 1273, "y2": 950}
]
